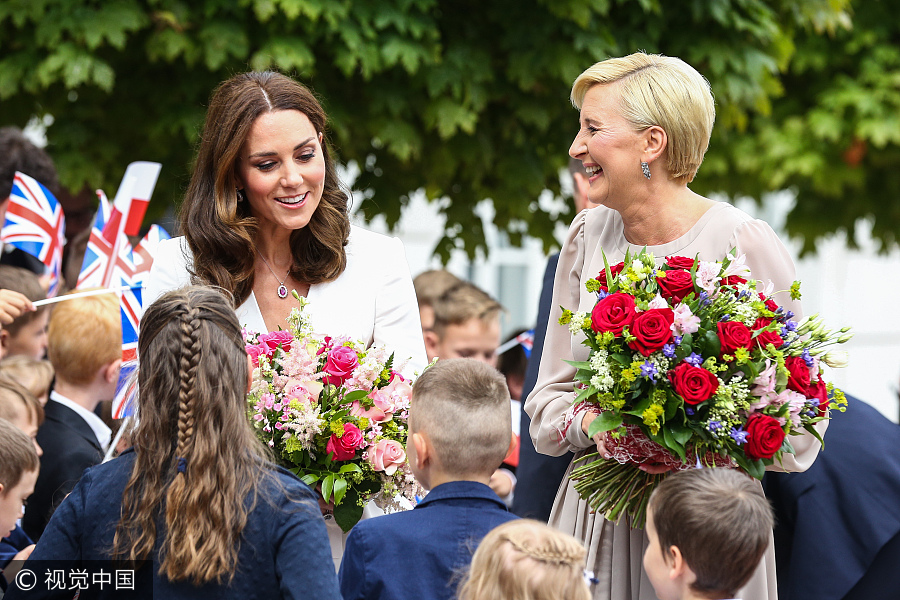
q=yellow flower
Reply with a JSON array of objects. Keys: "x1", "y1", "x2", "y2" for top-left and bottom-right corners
[{"x1": 559, "y1": 309, "x2": 573, "y2": 325}]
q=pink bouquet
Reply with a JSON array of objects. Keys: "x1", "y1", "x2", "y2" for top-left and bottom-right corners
[{"x1": 246, "y1": 296, "x2": 424, "y2": 531}]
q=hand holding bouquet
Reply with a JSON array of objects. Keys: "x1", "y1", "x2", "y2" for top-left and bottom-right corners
[
  {"x1": 561, "y1": 248, "x2": 851, "y2": 527},
  {"x1": 246, "y1": 295, "x2": 424, "y2": 532}
]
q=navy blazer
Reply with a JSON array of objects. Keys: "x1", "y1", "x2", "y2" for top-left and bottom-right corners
[
  {"x1": 764, "y1": 397, "x2": 900, "y2": 600},
  {"x1": 23, "y1": 398, "x2": 105, "y2": 540},
  {"x1": 339, "y1": 481, "x2": 517, "y2": 600},
  {"x1": 6, "y1": 450, "x2": 341, "y2": 600},
  {"x1": 512, "y1": 254, "x2": 572, "y2": 521}
]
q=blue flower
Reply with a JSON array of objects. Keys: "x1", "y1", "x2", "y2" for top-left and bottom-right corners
[
  {"x1": 640, "y1": 361, "x2": 658, "y2": 383},
  {"x1": 738, "y1": 290, "x2": 750, "y2": 300},
  {"x1": 802, "y1": 348, "x2": 814, "y2": 367},
  {"x1": 730, "y1": 426, "x2": 748, "y2": 445},
  {"x1": 708, "y1": 420, "x2": 722, "y2": 432},
  {"x1": 784, "y1": 320, "x2": 798, "y2": 332},
  {"x1": 663, "y1": 344, "x2": 676, "y2": 358},
  {"x1": 785, "y1": 310, "x2": 795, "y2": 320},
  {"x1": 719, "y1": 314, "x2": 731, "y2": 322},
  {"x1": 685, "y1": 353, "x2": 703, "y2": 367},
  {"x1": 597, "y1": 290, "x2": 609, "y2": 301},
  {"x1": 685, "y1": 407, "x2": 695, "y2": 416},
  {"x1": 674, "y1": 335, "x2": 683, "y2": 346}
]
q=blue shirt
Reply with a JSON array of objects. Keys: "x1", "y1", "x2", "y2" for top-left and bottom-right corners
[
  {"x1": 339, "y1": 480, "x2": 517, "y2": 600},
  {"x1": 5, "y1": 450, "x2": 340, "y2": 600}
]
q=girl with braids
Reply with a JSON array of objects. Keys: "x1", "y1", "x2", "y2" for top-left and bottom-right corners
[
  {"x1": 6, "y1": 287, "x2": 340, "y2": 599},
  {"x1": 458, "y1": 519, "x2": 592, "y2": 600},
  {"x1": 145, "y1": 71, "x2": 425, "y2": 375}
]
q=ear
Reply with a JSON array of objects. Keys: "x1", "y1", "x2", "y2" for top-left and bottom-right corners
[
  {"x1": 0, "y1": 482, "x2": 4, "y2": 496},
  {"x1": 411, "y1": 432, "x2": 430, "y2": 470},
  {"x1": 641, "y1": 125, "x2": 668, "y2": 166},
  {"x1": 0, "y1": 329, "x2": 8, "y2": 352},
  {"x1": 423, "y1": 330, "x2": 441, "y2": 360},
  {"x1": 318, "y1": 131, "x2": 324, "y2": 145},
  {"x1": 103, "y1": 359, "x2": 123, "y2": 384},
  {"x1": 667, "y1": 544, "x2": 688, "y2": 580}
]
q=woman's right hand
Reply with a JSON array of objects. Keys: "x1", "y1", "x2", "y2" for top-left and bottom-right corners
[{"x1": 582, "y1": 411, "x2": 611, "y2": 459}]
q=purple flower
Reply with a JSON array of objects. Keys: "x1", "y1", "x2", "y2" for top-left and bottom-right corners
[
  {"x1": 719, "y1": 314, "x2": 731, "y2": 322},
  {"x1": 597, "y1": 290, "x2": 609, "y2": 301},
  {"x1": 684, "y1": 353, "x2": 703, "y2": 367},
  {"x1": 784, "y1": 321, "x2": 798, "y2": 332},
  {"x1": 785, "y1": 310, "x2": 795, "y2": 320},
  {"x1": 673, "y1": 335, "x2": 683, "y2": 346},
  {"x1": 730, "y1": 426, "x2": 748, "y2": 445},
  {"x1": 640, "y1": 361, "x2": 659, "y2": 382},
  {"x1": 802, "y1": 348, "x2": 814, "y2": 367},
  {"x1": 708, "y1": 420, "x2": 722, "y2": 432},
  {"x1": 686, "y1": 407, "x2": 695, "y2": 416},
  {"x1": 738, "y1": 290, "x2": 751, "y2": 300},
  {"x1": 663, "y1": 344, "x2": 676, "y2": 358}
]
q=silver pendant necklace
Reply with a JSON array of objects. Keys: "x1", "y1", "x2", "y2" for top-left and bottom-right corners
[{"x1": 257, "y1": 250, "x2": 290, "y2": 299}]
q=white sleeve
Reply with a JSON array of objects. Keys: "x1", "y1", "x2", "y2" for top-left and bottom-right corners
[
  {"x1": 144, "y1": 237, "x2": 193, "y2": 314},
  {"x1": 373, "y1": 236, "x2": 428, "y2": 378}
]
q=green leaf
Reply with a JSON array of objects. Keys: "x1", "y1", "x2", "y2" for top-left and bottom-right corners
[
  {"x1": 321, "y1": 474, "x2": 334, "y2": 503},
  {"x1": 333, "y1": 491, "x2": 366, "y2": 533},
  {"x1": 587, "y1": 412, "x2": 622, "y2": 438},
  {"x1": 332, "y1": 477, "x2": 348, "y2": 505},
  {"x1": 299, "y1": 473, "x2": 319, "y2": 486},
  {"x1": 338, "y1": 463, "x2": 362, "y2": 474},
  {"x1": 342, "y1": 390, "x2": 369, "y2": 403}
]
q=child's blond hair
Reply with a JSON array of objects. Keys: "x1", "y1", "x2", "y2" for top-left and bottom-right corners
[
  {"x1": 0, "y1": 355, "x2": 54, "y2": 402},
  {"x1": 431, "y1": 282, "x2": 503, "y2": 339},
  {"x1": 48, "y1": 288, "x2": 120, "y2": 385},
  {"x1": 458, "y1": 519, "x2": 591, "y2": 600},
  {"x1": 0, "y1": 375, "x2": 43, "y2": 426},
  {"x1": 410, "y1": 358, "x2": 510, "y2": 479},
  {"x1": 0, "y1": 418, "x2": 39, "y2": 492}
]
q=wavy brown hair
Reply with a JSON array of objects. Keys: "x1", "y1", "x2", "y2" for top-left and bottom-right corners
[
  {"x1": 111, "y1": 286, "x2": 267, "y2": 585},
  {"x1": 181, "y1": 71, "x2": 350, "y2": 307}
]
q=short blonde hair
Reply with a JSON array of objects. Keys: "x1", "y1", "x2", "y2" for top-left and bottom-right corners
[
  {"x1": 431, "y1": 282, "x2": 503, "y2": 339},
  {"x1": 48, "y1": 289, "x2": 120, "y2": 384},
  {"x1": 413, "y1": 269, "x2": 462, "y2": 308},
  {"x1": 457, "y1": 519, "x2": 591, "y2": 600},
  {"x1": 571, "y1": 52, "x2": 715, "y2": 182},
  {"x1": 0, "y1": 376, "x2": 43, "y2": 426},
  {"x1": 0, "y1": 356, "x2": 54, "y2": 401},
  {"x1": 410, "y1": 358, "x2": 510, "y2": 478}
]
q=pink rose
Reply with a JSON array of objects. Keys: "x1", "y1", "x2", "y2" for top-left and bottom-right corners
[
  {"x1": 323, "y1": 346, "x2": 359, "y2": 386},
  {"x1": 285, "y1": 384, "x2": 317, "y2": 404},
  {"x1": 326, "y1": 423, "x2": 364, "y2": 461},
  {"x1": 350, "y1": 390, "x2": 397, "y2": 422},
  {"x1": 258, "y1": 330, "x2": 293, "y2": 353},
  {"x1": 383, "y1": 372, "x2": 413, "y2": 400},
  {"x1": 367, "y1": 439, "x2": 407, "y2": 475},
  {"x1": 245, "y1": 343, "x2": 271, "y2": 367}
]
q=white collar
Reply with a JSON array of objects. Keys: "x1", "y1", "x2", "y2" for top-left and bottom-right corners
[{"x1": 49, "y1": 390, "x2": 111, "y2": 451}]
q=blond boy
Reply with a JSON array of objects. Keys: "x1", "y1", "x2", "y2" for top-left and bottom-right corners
[
  {"x1": 644, "y1": 468, "x2": 773, "y2": 600},
  {"x1": 339, "y1": 359, "x2": 518, "y2": 600},
  {"x1": 424, "y1": 281, "x2": 502, "y2": 366},
  {"x1": 413, "y1": 269, "x2": 462, "y2": 337}
]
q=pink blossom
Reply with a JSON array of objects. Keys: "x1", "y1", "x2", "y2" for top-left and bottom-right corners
[
  {"x1": 647, "y1": 294, "x2": 669, "y2": 310},
  {"x1": 695, "y1": 261, "x2": 721, "y2": 294},
  {"x1": 721, "y1": 252, "x2": 751, "y2": 279},
  {"x1": 749, "y1": 360, "x2": 779, "y2": 411},
  {"x1": 284, "y1": 384, "x2": 317, "y2": 405},
  {"x1": 323, "y1": 346, "x2": 360, "y2": 386},
  {"x1": 367, "y1": 439, "x2": 407, "y2": 475},
  {"x1": 671, "y1": 304, "x2": 701, "y2": 336},
  {"x1": 258, "y1": 330, "x2": 293, "y2": 353},
  {"x1": 246, "y1": 343, "x2": 271, "y2": 367}
]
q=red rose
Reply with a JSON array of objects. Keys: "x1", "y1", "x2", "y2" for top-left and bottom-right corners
[
  {"x1": 669, "y1": 363, "x2": 719, "y2": 404},
  {"x1": 785, "y1": 356, "x2": 811, "y2": 393},
  {"x1": 326, "y1": 423, "x2": 364, "y2": 461},
  {"x1": 720, "y1": 275, "x2": 748, "y2": 286},
  {"x1": 258, "y1": 330, "x2": 293, "y2": 353},
  {"x1": 755, "y1": 330, "x2": 784, "y2": 350},
  {"x1": 628, "y1": 308, "x2": 674, "y2": 356},
  {"x1": 595, "y1": 262, "x2": 625, "y2": 291},
  {"x1": 323, "y1": 346, "x2": 360, "y2": 386},
  {"x1": 590, "y1": 292, "x2": 636, "y2": 336},
  {"x1": 717, "y1": 321, "x2": 753, "y2": 356},
  {"x1": 807, "y1": 378, "x2": 828, "y2": 417},
  {"x1": 745, "y1": 413, "x2": 786, "y2": 460},
  {"x1": 665, "y1": 256, "x2": 695, "y2": 270},
  {"x1": 656, "y1": 269, "x2": 695, "y2": 303},
  {"x1": 758, "y1": 293, "x2": 779, "y2": 313},
  {"x1": 752, "y1": 317, "x2": 772, "y2": 330}
]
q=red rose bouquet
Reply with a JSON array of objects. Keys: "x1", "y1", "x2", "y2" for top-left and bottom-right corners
[
  {"x1": 246, "y1": 295, "x2": 424, "y2": 532},
  {"x1": 560, "y1": 248, "x2": 851, "y2": 526}
]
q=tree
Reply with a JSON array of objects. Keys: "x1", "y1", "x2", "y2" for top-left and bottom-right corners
[{"x1": 0, "y1": 0, "x2": 855, "y2": 260}]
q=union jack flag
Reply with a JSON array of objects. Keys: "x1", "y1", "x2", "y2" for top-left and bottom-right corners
[{"x1": 2, "y1": 172, "x2": 66, "y2": 297}]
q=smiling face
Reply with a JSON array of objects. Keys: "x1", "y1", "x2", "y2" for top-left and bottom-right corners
[
  {"x1": 0, "y1": 468, "x2": 37, "y2": 538},
  {"x1": 235, "y1": 109, "x2": 326, "y2": 237},
  {"x1": 569, "y1": 84, "x2": 646, "y2": 210}
]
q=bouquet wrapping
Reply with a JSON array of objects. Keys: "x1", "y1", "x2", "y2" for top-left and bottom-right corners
[
  {"x1": 246, "y1": 295, "x2": 424, "y2": 532},
  {"x1": 560, "y1": 248, "x2": 851, "y2": 527}
]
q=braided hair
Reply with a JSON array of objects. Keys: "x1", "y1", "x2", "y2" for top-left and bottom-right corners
[
  {"x1": 112, "y1": 286, "x2": 268, "y2": 585},
  {"x1": 457, "y1": 519, "x2": 592, "y2": 600}
]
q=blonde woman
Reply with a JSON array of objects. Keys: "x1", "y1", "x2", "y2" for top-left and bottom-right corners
[{"x1": 6, "y1": 287, "x2": 339, "y2": 599}]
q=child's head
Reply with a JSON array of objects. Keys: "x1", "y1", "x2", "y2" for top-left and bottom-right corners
[
  {"x1": 0, "y1": 418, "x2": 40, "y2": 538},
  {"x1": 47, "y1": 288, "x2": 120, "y2": 391},
  {"x1": 0, "y1": 375, "x2": 44, "y2": 456},
  {"x1": 0, "y1": 355, "x2": 54, "y2": 405},
  {"x1": 0, "y1": 265, "x2": 49, "y2": 360},
  {"x1": 408, "y1": 358, "x2": 510, "y2": 489},
  {"x1": 458, "y1": 519, "x2": 591, "y2": 600},
  {"x1": 413, "y1": 269, "x2": 462, "y2": 334},
  {"x1": 425, "y1": 282, "x2": 503, "y2": 366},
  {"x1": 644, "y1": 468, "x2": 773, "y2": 600}
]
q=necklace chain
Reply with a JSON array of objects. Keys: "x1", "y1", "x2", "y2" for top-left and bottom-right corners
[{"x1": 257, "y1": 250, "x2": 290, "y2": 299}]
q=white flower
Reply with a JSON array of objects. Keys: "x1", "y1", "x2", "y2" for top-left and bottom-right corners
[
  {"x1": 695, "y1": 261, "x2": 722, "y2": 293},
  {"x1": 647, "y1": 294, "x2": 669, "y2": 310},
  {"x1": 822, "y1": 350, "x2": 849, "y2": 369},
  {"x1": 722, "y1": 252, "x2": 751, "y2": 279},
  {"x1": 672, "y1": 304, "x2": 700, "y2": 336}
]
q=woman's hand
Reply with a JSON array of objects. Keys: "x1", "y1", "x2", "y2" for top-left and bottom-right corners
[{"x1": 582, "y1": 412, "x2": 673, "y2": 474}]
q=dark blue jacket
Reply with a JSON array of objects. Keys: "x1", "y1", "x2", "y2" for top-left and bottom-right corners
[
  {"x1": 5, "y1": 450, "x2": 341, "y2": 600},
  {"x1": 512, "y1": 253, "x2": 571, "y2": 521},
  {"x1": 338, "y1": 481, "x2": 517, "y2": 600}
]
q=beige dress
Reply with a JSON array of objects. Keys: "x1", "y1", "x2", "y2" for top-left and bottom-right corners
[{"x1": 524, "y1": 201, "x2": 827, "y2": 600}]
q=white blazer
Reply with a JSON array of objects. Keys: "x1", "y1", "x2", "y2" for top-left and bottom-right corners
[{"x1": 144, "y1": 225, "x2": 428, "y2": 376}]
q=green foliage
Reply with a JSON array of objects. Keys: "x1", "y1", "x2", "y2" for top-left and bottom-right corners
[{"x1": 3, "y1": 0, "x2": 880, "y2": 260}]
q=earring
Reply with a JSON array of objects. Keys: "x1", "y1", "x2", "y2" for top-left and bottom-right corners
[
  {"x1": 236, "y1": 189, "x2": 246, "y2": 202},
  {"x1": 640, "y1": 162, "x2": 651, "y2": 180}
]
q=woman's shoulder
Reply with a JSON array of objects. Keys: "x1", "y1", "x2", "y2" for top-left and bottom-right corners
[{"x1": 346, "y1": 224, "x2": 403, "y2": 254}]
